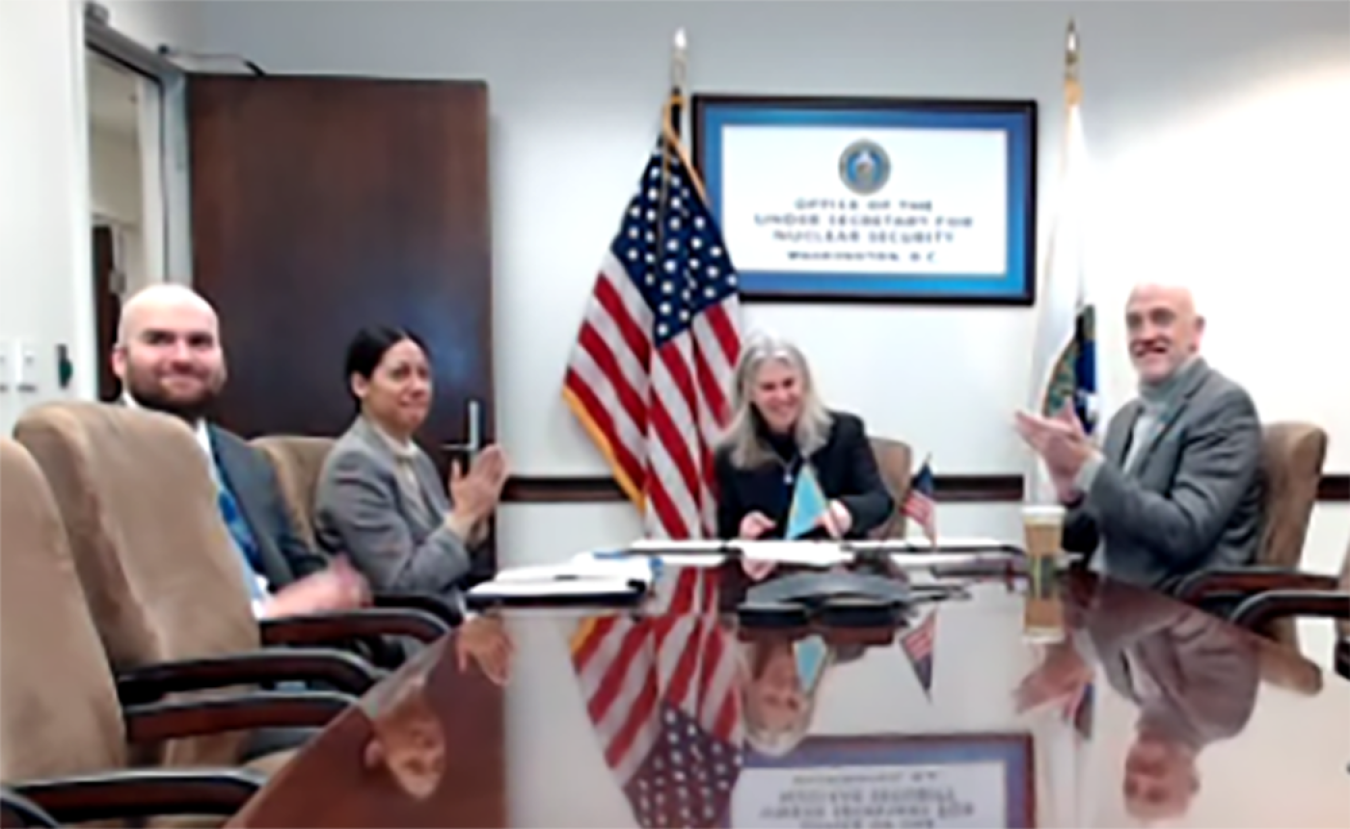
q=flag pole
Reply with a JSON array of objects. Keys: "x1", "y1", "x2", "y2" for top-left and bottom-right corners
[
  {"x1": 663, "y1": 30, "x2": 687, "y2": 172},
  {"x1": 671, "y1": 27, "x2": 688, "y2": 129},
  {"x1": 1064, "y1": 17, "x2": 1099, "y2": 438},
  {"x1": 1065, "y1": 19, "x2": 1081, "y2": 109},
  {"x1": 658, "y1": 28, "x2": 687, "y2": 261}
]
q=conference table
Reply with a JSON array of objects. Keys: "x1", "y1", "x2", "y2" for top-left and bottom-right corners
[{"x1": 227, "y1": 555, "x2": 1350, "y2": 828}]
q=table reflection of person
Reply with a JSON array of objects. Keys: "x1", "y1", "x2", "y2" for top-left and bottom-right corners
[
  {"x1": 1017, "y1": 578, "x2": 1262, "y2": 822},
  {"x1": 357, "y1": 616, "x2": 512, "y2": 800},
  {"x1": 738, "y1": 635, "x2": 830, "y2": 756},
  {"x1": 362, "y1": 667, "x2": 446, "y2": 800},
  {"x1": 737, "y1": 633, "x2": 865, "y2": 757}
]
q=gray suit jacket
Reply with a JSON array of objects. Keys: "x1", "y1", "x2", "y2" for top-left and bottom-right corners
[
  {"x1": 1064, "y1": 359, "x2": 1264, "y2": 592},
  {"x1": 313, "y1": 417, "x2": 472, "y2": 597}
]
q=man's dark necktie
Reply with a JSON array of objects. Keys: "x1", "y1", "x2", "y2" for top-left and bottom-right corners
[{"x1": 216, "y1": 469, "x2": 267, "y2": 601}]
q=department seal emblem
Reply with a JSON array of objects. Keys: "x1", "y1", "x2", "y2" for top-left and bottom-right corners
[{"x1": 838, "y1": 139, "x2": 890, "y2": 195}]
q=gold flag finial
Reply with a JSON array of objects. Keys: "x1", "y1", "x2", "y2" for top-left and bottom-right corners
[
  {"x1": 672, "y1": 27, "x2": 688, "y2": 94},
  {"x1": 1065, "y1": 19, "x2": 1081, "y2": 105}
]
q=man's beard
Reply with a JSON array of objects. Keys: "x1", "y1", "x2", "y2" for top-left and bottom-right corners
[{"x1": 127, "y1": 376, "x2": 219, "y2": 423}]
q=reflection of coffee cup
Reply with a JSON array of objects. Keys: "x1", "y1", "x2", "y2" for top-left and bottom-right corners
[
  {"x1": 1021, "y1": 504, "x2": 1065, "y2": 559},
  {"x1": 1021, "y1": 505, "x2": 1066, "y2": 641}
]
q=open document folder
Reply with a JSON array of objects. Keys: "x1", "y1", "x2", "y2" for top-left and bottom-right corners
[{"x1": 465, "y1": 552, "x2": 656, "y2": 609}]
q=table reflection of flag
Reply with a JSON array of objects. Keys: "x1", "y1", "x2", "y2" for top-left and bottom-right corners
[
  {"x1": 901, "y1": 610, "x2": 937, "y2": 699},
  {"x1": 626, "y1": 695, "x2": 741, "y2": 827},
  {"x1": 563, "y1": 91, "x2": 744, "y2": 828},
  {"x1": 571, "y1": 594, "x2": 743, "y2": 827},
  {"x1": 1063, "y1": 679, "x2": 1094, "y2": 742}
]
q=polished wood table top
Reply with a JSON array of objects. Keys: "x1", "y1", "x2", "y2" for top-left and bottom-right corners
[{"x1": 227, "y1": 562, "x2": 1350, "y2": 828}]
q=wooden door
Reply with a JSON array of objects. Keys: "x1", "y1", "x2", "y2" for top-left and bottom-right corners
[
  {"x1": 186, "y1": 75, "x2": 492, "y2": 478},
  {"x1": 186, "y1": 74, "x2": 503, "y2": 827},
  {"x1": 91, "y1": 225, "x2": 121, "y2": 402}
]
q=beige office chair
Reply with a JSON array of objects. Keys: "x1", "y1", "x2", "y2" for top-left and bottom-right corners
[
  {"x1": 251, "y1": 436, "x2": 337, "y2": 548},
  {"x1": 868, "y1": 437, "x2": 914, "y2": 540},
  {"x1": 1257, "y1": 422, "x2": 1327, "y2": 570},
  {"x1": 11, "y1": 403, "x2": 378, "y2": 778},
  {"x1": 1177, "y1": 422, "x2": 1328, "y2": 652},
  {"x1": 0, "y1": 438, "x2": 289, "y2": 825}
]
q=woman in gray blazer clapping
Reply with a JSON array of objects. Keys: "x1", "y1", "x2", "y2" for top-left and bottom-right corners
[{"x1": 314, "y1": 326, "x2": 512, "y2": 678}]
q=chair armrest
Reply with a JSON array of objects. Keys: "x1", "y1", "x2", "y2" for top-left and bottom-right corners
[
  {"x1": 10, "y1": 768, "x2": 263, "y2": 825},
  {"x1": 116, "y1": 648, "x2": 379, "y2": 705},
  {"x1": 122, "y1": 690, "x2": 352, "y2": 745},
  {"x1": 1, "y1": 787, "x2": 58, "y2": 828},
  {"x1": 372, "y1": 591, "x2": 463, "y2": 627},
  {"x1": 1230, "y1": 590, "x2": 1350, "y2": 631},
  {"x1": 1175, "y1": 566, "x2": 1339, "y2": 604},
  {"x1": 260, "y1": 607, "x2": 450, "y2": 648}
]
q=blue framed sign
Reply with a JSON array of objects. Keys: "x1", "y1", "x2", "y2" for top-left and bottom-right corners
[
  {"x1": 728, "y1": 734, "x2": 1035, "y2": 828},
  {"x1": 692, "y1": 95, "x2": 1038, "y2": 305}
]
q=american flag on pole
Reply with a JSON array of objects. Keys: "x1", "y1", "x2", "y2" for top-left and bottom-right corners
[
  {"x1": 900, "y1": 609, "x2": 937, "y2": 699},
  {"x1": 563, "y1": 93, "x2": 745, "y2": 828},
  {"x1": 1028, "y1": 22, "x2": 1099, "y2": 504},
  {"x1": 901, "y1": 459, "x2": 938, "y2": 544}
]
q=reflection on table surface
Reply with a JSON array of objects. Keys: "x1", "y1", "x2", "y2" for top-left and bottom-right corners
[{"x1": 231, "y1": 562, "x2": 1350, "y2": 829}]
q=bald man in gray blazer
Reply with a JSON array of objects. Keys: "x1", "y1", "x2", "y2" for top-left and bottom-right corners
[{"x1": 1017, "y1": 283, "x2": 1263, "y2": 593}]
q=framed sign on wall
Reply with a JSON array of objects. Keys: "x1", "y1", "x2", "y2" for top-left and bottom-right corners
[
  {"x1": 730, "y1": 733, "x2": 1036, "y2": 828},
  {"x1": 692, "y1": 95, "x2": 1038, "y2": 305}
]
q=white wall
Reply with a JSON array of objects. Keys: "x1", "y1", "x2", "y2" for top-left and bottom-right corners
[
  {"x1": 191, "y1": 1, "x2": 1348, "y2": 557},
  {"x1": 101, "y1": 0, "x2": 202, "y2": 53},
  {"x1": 187, "y1": 2, "x2": 1349, "y2": 823},
  {"x1": 0, "y1": 0, "x2": 96, "y2": 432},
  {"x1": 0, "y1": 0, "x2": 199, "y2": 434}
]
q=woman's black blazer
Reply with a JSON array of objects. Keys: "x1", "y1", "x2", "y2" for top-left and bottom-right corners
[{"x1": 712, "y1": 411, "x2": 894, "y2": 540}]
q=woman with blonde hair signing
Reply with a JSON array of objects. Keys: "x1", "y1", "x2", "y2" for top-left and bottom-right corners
[{"x1": 714, "y1": 333, "x2": 893, "y2": 541}]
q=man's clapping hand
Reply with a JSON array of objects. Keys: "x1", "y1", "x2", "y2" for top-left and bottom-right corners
[
  {"x1": 1015, "y1": 405, "x2": 1096, "y2": 499},
  {"x1": 262, "y1": 556, "x2": 370, "y2": 618}
]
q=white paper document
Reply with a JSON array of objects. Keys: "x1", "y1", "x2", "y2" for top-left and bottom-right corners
[
  {"x1": 849, "y1": 537, "x2": 1022, "y2": 554},
  {"x1": 492, "y1": 555, "x2": 653, "y2": 585},
  {"x1": 624, "y1": 537, "x2": 1023, "y2": 566},
  {"x1": 627, "y1": 539, "x2": 730, "y2": 555},
  {"x1": 627, "y1": 538, "x2": 850, "y2": 566},
  {"x1": 738, "y1": 541, "x2": 851, "y2": 566},
  {"x1": 467, "y1": 577, "x2": 645, "y2": 599}
]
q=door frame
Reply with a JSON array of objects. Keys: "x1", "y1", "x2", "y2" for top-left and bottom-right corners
[
  {"x1": 85, "y1": 10, "x2": 192, "y2": 285},
  {"x1": 90, "y1": 223, "x2": 123, "y2": 401}
]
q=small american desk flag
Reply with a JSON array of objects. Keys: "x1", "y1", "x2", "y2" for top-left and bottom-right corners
[
  {"x1": 563, "y1": 94, "x2": 744, "y2": 828},
  {"x1": 902, "y1": 459, "x2": 938, "y2": 544}
]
